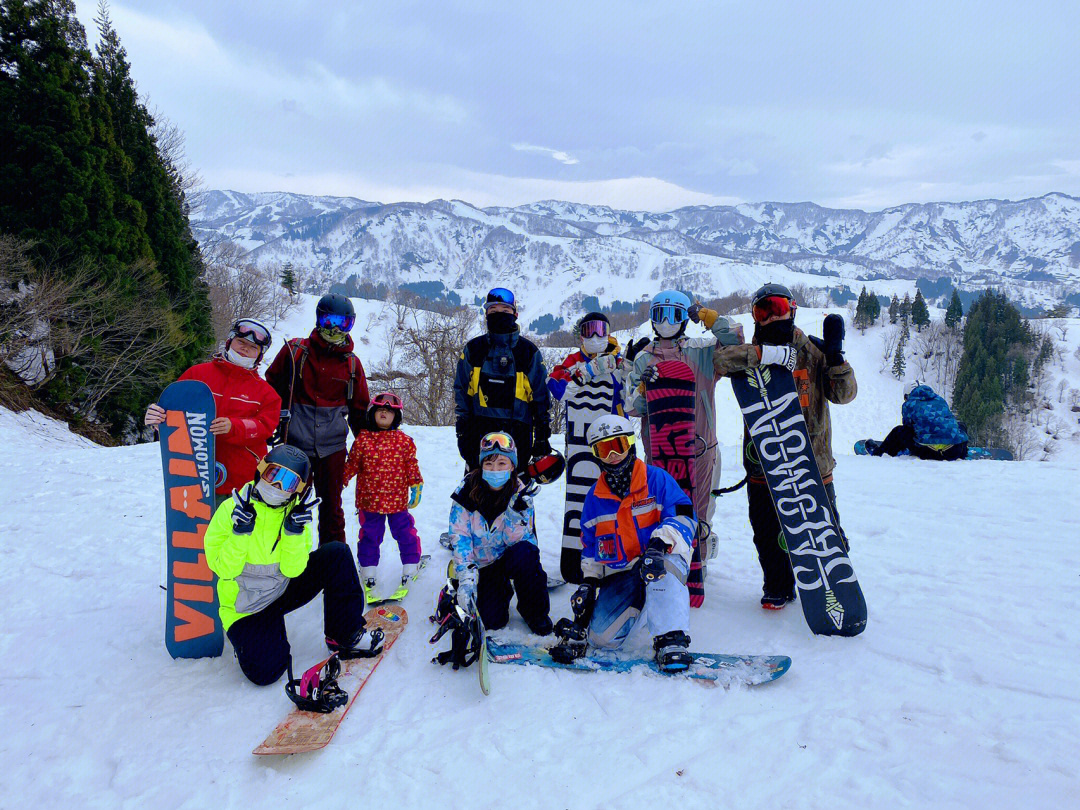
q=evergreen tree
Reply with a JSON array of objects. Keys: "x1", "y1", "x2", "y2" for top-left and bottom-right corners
[
  {"x1": 944, "y1": 290, "x2": 964, "y2": 329},
  {"x1": 281, "y1": 262, "x2": 297, "y2": 296},
  {"x1": 853, "y1": 287, "x2": 870, "y2": 331},
  {"x1": 911, "y1": 289, "x2": 930, "y2": 331},
  {"x1": 900, "y1": 292, "x2": 912, "y2": 324},
  {"x1": 892, "y1": 324, "x2": 908, "y2": 379},
  {"x1": 867, "y1": 293, "x2": 881, "y2": 325},
  {"x1": 888, "y1": 294, "x2": 899, "y2": 324}
]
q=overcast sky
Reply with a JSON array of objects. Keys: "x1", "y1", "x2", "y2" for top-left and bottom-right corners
[{"x1": 77, "y1": 0, "x2": 1080, "y2": 211}]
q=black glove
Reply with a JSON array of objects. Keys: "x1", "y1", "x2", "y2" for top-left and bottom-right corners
[
  {"x1": 640, "y1": 365, "x2": 660, "y2": 385},
  {"x1": 455, "y1": 423, "x2": 474, "y2": 468},
  {"x1": 625, "y1": 337, "x2": 650, "y2": 362},
  {"x1": 822, "y1": 314, "x2": 845, "y2": 366},
  {"x1": 231, "y1": 487, "x2": 256, "y2": 535},
  {"x1": 532, "y1": 436, "x2": 552, "y2": 458},
  {"x1": 640, "y1": 537, "x2": 668, "y2": 582},
  {"x1": 687, "y1": 303, "x2": 702, "y2": 323},
  {"x1": 283, "y1": 486, "x2": 322, "y2": 535},
  {"x1": 270, "y1": 410, "x2": 291, "y2": 447}
]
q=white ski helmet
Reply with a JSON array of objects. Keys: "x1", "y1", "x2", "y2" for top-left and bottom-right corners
[{"x1": 586, "y1": 414, "x2": 635, "y2": 447}]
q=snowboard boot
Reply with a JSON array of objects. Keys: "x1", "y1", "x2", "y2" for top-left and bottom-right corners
[
  {"x1": 326, "y1": 623, "x2": 385, "y2": 660},
  {"x1": 761, "y1": 591, "x2": 796, "y2": 610},
  {"x1": 550, "y1": 619, "x2": 588, "y2": 663},
  {"x1": 527, "y1": 615, "x2": 554, "y2": 637},
  {"x1": 361, "y1": 567, "x2": 378, "y2": 604},
  {"x1": 653, "y1": 630, "x2": 694, "y2": 672}
]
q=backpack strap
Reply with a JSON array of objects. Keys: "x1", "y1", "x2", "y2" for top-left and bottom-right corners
[{"x1": 347, "y1": 354, "x2": 358, "y2": 401}]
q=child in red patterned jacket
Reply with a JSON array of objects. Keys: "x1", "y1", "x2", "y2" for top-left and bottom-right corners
[{"x1": 342, "y1": 392, "x2": 424, "y2": 601}]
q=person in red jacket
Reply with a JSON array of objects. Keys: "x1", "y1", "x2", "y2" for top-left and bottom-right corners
[
  {"x1": 342, "y1": 392, "x2": 423, "y2": 602},
  {"x1": 264, "y1": 294, "x2": 370, "y2": 546},
  {"x1": 144, "y1": 318, "x2": 281, "y2": 507}
]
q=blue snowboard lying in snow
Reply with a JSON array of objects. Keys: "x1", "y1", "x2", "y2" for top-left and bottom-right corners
[
  {"x1": 854, "y1": 439, "x2": 1013, "y2": 461},
  {"x1": 486, "y1": 641, "x2": 790, "y2": 686}
]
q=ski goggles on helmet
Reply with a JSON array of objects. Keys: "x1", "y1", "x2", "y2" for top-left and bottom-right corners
[
  {"x1": 485, "y1": 287, "x2": 516, "y2": 311},
  {"x1": 579, "y1": 318, "x2": 609, "y2": 338},
  {"x1": 316, "y1": 311, "x2": 355, "y2": 332},
  {"x1": 650, "y1": 304, "x2": 688, "y2": 326},
  {"x1": 371, "y1": 391, "x2": 403, "y2": 410},
  {"x1": 260, "y1": 463, "x2": 304, "y2": 494},
  {"x1": 231, "y1": 319, "x2": 272, "y2": 348},
  {"x1": 752, "y1": 295, "x2": 795, "y2": 324},
  {"x1": 479, "y1": 431, "x2": 515, "y2": 453},
  {"x1": 590, "y1": 434, "x2": 633, "y2": 461}
]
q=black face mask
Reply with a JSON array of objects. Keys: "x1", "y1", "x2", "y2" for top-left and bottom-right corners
[
  {"x1": 600, "y1": 446, "x2": 636, "y2": 499},
  {"x1": 486, "y1": 311, "x2": 518, "y2": 335},
  {"x1": 754, "y1": 317, "x2": 795, "y2": 345}
]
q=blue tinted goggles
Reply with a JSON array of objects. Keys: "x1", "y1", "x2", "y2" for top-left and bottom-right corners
[{"x1": 650, "y1": 304, "x2": 687, "y2": 325}]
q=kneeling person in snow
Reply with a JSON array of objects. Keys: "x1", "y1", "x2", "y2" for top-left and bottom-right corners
[
  {"x1": 551, "y1": 415, "x2": 698, "y2": 672},
  {"x1": 447, "y1": 432, "x2": 553, "y2": 636},
  {"x1": 342, "y1": 392, "x2": 424, "y2": 602},
  {"x1": 870, "y1": 380, "x2": 968, "y2": 460},
  {"x1": 205, "y1": 445, "x2": 383, "y2": 686}
]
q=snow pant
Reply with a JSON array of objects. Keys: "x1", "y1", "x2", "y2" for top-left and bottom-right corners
[
  {"x1": 309, "y1": 448, "x2": 347, "y2": 546},
  {"x1": 476, "y1": 542, "x2": 551, "y2": 634},
  {"x1": 748, "y1": 479, "x2": 848, "y2": 599},
  {"x1": 588, "y1": 556, "x2": 690, "y2": 649},
  {"x1": 225, "y1": 542, "x2": 366, "y2": 686},
  {"x1": 356, "y1": 510, "x2": 422, "y2": 567},
  {"x1": 875, "y1": 424, "x2": 967, "y2": 460}
]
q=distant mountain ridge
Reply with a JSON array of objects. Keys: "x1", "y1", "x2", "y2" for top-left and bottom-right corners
[{"x1": 191, "y1": 189, "x2": 1080, "y2": 322}]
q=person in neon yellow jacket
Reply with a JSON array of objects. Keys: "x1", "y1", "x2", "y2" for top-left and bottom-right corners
[{"x1": 205, "y1": 445, "x2": 382, "y2": 685}]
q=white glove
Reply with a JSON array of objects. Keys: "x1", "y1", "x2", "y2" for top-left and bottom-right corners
[
  {"x1": 651, "y1": 522, "x2": 693, "y2": 567},
  {"x1": 759, "y1": 344, "x2": 797, "y2": 371},
  {"x1": 580, "y1": 557, "x2": 605, "y2": 581},
  {"x1": 456, "y1": 579, "x2": 477, "y2": 610}
]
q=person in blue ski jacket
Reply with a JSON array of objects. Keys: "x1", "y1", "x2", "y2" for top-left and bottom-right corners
[
  {"x1": 550, "y1": 414, "x2": 698, "y2": 672},
  {"x1": 872, "y1": 380, "x2": 969, "y2": 460}
]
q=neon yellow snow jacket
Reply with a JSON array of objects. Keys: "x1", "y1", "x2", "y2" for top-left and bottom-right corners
[{"x1": 204, "y1": 483, "x2": 313, "y2": 631}]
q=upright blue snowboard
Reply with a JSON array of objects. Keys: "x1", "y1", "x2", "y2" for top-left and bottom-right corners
[
  {"x1": 158, "y1": 380, "x2": 222, "y2": 659},
  {"x1": 486, "y1": 641, "x2": 790, "y2": 686},
  {"x1": 731, "y1": 367, "x2": 867, "y2": 637}
]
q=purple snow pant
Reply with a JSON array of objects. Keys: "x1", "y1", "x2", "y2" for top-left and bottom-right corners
[{"x1": 356, "y1": 510, "x2": 422, "y2": 567}]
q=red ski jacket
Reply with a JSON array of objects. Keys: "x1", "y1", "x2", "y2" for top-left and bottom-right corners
[
  {"x1": 264, "y1": 330, "x2": 370, "y2": 457},
  {"x1": 342, "y1": 429, "x2": 423, "y2": 514},
  {"x1": 179, "y1": 357, "x2": 282, "y2": 495}
]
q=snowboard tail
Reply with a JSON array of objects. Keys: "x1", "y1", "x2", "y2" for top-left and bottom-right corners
[
  {"x1": 159, "y1": 380, "x2": 222, "y2": 659},
  {"x1": 732, "y1": 368, "x2": 867, "y2": 636},
  {"x1": 253, "y1": 605, "x2": 408, "y2": 755}
]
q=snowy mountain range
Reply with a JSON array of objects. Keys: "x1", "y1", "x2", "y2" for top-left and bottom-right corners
[{"x1": 191, "y1": 190, "x2": 1080, "y2": 325}]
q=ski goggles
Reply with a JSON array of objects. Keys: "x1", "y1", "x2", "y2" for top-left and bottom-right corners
[
  {"x1": 371, "y1": 392, "x2": 403, "y2": 410},
  {"x1": 650, "y1": 304, "x2": 687, "y2": 326},
  {"x1": 579, "y1": 318, "x2": 609, "y2": 338},
  {"x1": 232, "y1": 319, "x2": 272, "y2": 348},
  {"x1": 479, "y1": 432, "x2": 516, "y2": 453},
  {"x1": 260, "y1": 463, "x2": 304, "y2": 494},
  {"x1": 485, "y1": 287, "x2": 516, "y2": 311},
  {"x1": 591, "y1": 434, "x2": 633, "y2": 460},
  {"x1": 752, "y1": 295, "x2": 795, "y2": 324},
  {"x1": 316, "y1": 311, "x2": 356, "y2": 332}
]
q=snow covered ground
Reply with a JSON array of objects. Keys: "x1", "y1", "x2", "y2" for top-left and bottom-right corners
[{"x1": 3, "y1": 397, "x2": 1079, "y2": 809}]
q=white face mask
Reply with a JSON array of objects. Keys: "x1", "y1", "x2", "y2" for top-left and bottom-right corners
[
  {"x1": 255, "y1": 479, "x2": 290, "y2": 507},
  {"x1": 582, "y1": 336, "x2": 608, "y2": 355},
  {"x1": 653, "y1": 320, "x2": 682, "y2": 339},
  {"x1": 226, "y1": 347, "x2": 258, "y2": 369}
]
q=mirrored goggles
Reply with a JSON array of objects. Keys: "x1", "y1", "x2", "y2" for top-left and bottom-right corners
[
  {"x1": 579, "y1": 319, "x2": 609, "y2": 338},
  {"x1": 261, "y1": 463, "x2": 303, "y2": 494},
  {"x1": 480, "y1": 431, "x2": 515, "y2": 453},
  {"x1": 650, "y1": 304, "x2": 687, "y2": 326},
  {"x1": 485, "y1": 287, "x2": 516, "y2": 310},
  {"x1": 371, "y1": 392, "x2": 403, "y2": 409},
  {"x1": 233, "y1": 319, "x2": 271, "y2": 348},
  {"x1": 752, "y1": 295, "x2": 794, "y2": 323},
  {"x1": 316, "y1": 312, "x2": 355, "y2": 332},
  {"x1": 591, "y1": 434, "x2": 633, "y2": 460}
]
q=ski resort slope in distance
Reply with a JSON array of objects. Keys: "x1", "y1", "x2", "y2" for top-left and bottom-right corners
[{"x1": 2, "y1": 301, "x2": 1079, "y2": 809}]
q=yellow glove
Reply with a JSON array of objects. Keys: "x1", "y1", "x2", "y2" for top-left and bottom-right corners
[
  {"x1": 688, "y1": 302, "x2": 718, "y2": 329},
  {"x1": 407, "y1": 483, "x2": 423, "y2": 509}
]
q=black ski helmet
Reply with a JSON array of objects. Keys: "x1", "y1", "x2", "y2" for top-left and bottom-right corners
[
  {"x1": 751, "y1": 282, "x2": 794, "y2": 307},
  {"x1": 256, "y1": 444, "x2": 311, "y2": 495},
  {"x1": 525, "y1": 450, "x2": 566, "y2": 485},
  {"x1": 316, "y1": 293, "x2": 356, "y2": 325}
]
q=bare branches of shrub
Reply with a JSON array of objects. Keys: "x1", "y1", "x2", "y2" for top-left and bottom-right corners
[{"x1": 202, "y1": 241, "x2": 297, "y2": 344}]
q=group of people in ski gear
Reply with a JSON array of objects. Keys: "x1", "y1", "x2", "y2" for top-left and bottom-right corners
[{"x1": 151, "y1": 279, "x2": 862, "y2": 683}]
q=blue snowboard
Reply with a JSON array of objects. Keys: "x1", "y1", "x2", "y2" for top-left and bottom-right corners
[
  {"x1": 731, "y1": 367, "x2": 867, "y2": 637},
  {"x1": 486, "y1": 641, "x2": 790, "y2": 686},
  {"x1": 158, "y1": 380, "x2": 222, "y2": 659},
  {"x1": 855, "y1": 439, "x2": 1013, "y2": 461}
]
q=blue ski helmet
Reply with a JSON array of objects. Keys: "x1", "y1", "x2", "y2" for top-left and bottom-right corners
[{"x1": 650, "y1": 290, "x2": 691, "y2": 337}]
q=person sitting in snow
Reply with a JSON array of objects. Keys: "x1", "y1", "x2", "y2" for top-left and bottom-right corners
[
  {"x1": 868, "y1": 380, "x2": 969, "y2": 460},
  {"x1": 447, "y1": 432, "x2": 553, "y2": 636},
  {"x1": 550, "y1": 414, "x2": 698, "y2": 672},
  {"x1": 205, "y1": 445, "x2": 383, "y2": 686},
  {"x1": 342, "y1": 392, "x2": 424, "y2": 602}
]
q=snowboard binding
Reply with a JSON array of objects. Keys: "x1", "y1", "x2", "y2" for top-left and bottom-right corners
[
  {"x1": 429, "y1": 582, "x2": 482, "y2": 670},
  {"x1": 284, "y1": 654, "x2": 349, "y2": 714}
]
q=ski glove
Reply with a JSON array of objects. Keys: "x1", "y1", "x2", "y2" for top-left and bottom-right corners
[
  {"x1": 688, "y1": 303, "x2": 719, "y2": 329},
  {"x1": 407, "y1": 483, "x2": 423, "y2": 509},
  {"x1": 625, "y1": 337, "x2": 650, "y2": 362},
  {"x1": 822, "y1": 314, "x2": 845, "y2": 366},
  {"x1": 579, "y1": 353, "x2": 618, "y2": 379},
  {"x1": 283, "y1": 486, "x2": 321, "y2": 535},
  {"x1": 532, "y1": 436, "x2": 553, "y2": 459},
  {"x1": 456, "y1": 578, "x2": 477, "y2": 611},
  {"x1": 231, "y1": 487, "x2": 256, "y2": 535},
  {"x1": 758, "y1": 344, "x2": 797, "y2": 371},
  {"x1": 640, "y1": 365, "x2": 660, "y2": 385},
  {"x1": 640, "y1": 537, "x2": 669, "y2": 582}
]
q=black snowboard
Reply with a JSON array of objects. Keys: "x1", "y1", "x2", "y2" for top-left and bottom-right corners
[{"x1": 731, "y1": 366, "x2": 867, "y2": 637}]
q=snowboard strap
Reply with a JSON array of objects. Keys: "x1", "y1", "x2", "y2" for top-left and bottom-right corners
[{"x1": 284, "y1": 654, "x2": 349, "y2": 714}]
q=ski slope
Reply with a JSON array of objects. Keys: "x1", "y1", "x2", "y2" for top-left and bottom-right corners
[{"x1": 2, "y1": 401, "x2": 1078, "y2": 810}]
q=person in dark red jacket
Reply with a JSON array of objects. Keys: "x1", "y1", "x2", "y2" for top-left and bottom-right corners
[
  {"x1": 145, "y1": 318, "x2": 282, "y2": 508},
  {"x1": 264, "y1": 294, "x2": 370, "y2": 546}
]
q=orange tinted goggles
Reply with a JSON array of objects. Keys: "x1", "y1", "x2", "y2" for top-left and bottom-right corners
[{"x1": 591, "y1": 435, "x2": 632, "y2": 460}]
